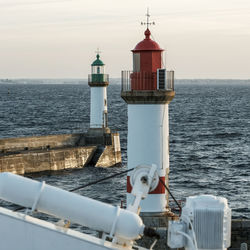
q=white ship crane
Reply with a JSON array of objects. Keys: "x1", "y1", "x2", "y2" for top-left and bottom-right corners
[
  {"x1": 0, "y1": 165, "x2": 159, "y2": 250},
  {"x1": 0, "y1": 164, "x2": 231, "y2": 250}
]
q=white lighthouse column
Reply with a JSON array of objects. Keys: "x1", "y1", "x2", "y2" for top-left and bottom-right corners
[
  {"x1": 90, "y1": 86, "x2": 107, "y2": 128},
  {"x1": 121, "y1": 71, "x2": 175, "y2": 249},
  {"x1": 88, "y1": 53, "x2": 110, "y2": 135},
  {"x1": 127, "y1": 104, "x2": 169, "y2": 212}
]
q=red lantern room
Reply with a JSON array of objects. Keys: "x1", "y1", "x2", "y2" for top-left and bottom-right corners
[
  {"x1": 121, "y1": 10, "x2": 174, "y2": 95},
  {"x1": 132, "y1": 28, "x2": 163, "y2": 74},
  {"x1": 131, "y1": 27, "x2": 164, "y2": 90},
  {"x1": 131, "y1": 28, "x2": 163, "y2": 90}
]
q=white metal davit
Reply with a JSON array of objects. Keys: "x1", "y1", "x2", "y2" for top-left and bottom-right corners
[
  {"x1": 0, "y1": 165, "x2": 159, "y2": 250},
  {"x1": 0, "y1": 167, "x2": 232, "y2": 250}
]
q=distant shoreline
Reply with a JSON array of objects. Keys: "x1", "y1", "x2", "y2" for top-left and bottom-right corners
[{"x1": 1, "y1": 79, "x2": 250, "y2": 85}]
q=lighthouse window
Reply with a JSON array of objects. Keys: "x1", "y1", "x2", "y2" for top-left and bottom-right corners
[
  {"x1": 133, "y1": 53, "x2": 140, "y2": 72},
  {"x1": 92, "y1": 65, "x2": 104, "y2": 74}
]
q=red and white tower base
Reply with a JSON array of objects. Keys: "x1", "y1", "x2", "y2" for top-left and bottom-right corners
[{"x1": 121, "y1": 26, "x2": 175, "y2": 213}]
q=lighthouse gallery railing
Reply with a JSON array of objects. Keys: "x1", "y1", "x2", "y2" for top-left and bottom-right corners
[
  {"x1": 121, "y1": 70, "x2": 174, "y2": 92},
  {"x1": 88, "y1": 74, "x2": 109, "y2": 83}
]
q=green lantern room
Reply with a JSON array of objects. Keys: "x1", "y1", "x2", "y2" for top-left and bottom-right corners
[{"x1": 89, "y1": 54, "x2": 109, "y2": 83}]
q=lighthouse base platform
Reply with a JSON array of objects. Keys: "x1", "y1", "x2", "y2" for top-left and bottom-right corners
[{"x1": 0, "y1": 132, "x2": 121, "y2": 174}]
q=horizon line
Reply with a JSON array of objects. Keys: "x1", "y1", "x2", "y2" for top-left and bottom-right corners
[{"x1": 1, "y1": 78, "x2": 250, "y2": 81}]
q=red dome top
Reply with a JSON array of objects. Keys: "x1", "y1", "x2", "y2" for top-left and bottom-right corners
[{"x1": 132, "y1": 29, "x2": 163, "y2": 52}]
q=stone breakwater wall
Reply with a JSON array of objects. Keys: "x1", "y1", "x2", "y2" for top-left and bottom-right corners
[
  {"x1": 0, "y1": 146, "x2": 96, "y2": 175},
  {"x1": 95, "y1": 132, "x2": 121, "y2": 168},
  {"x1": 0, "y1": 133, "x2": 121, "y2": 174},
  {"x1": 0, "y1": 134, "x2": 80, "y2": 153}
]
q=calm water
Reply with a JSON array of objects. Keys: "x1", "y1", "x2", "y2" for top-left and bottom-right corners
[{"x1": 0, "y1": 79, "x2": 249, "y2": 228}]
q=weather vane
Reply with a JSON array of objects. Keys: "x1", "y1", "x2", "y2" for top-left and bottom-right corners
[
  {"x1": 95, "y1": 48, "x2": 101, "y2": 55},
  {"x1": 141, "y1": 8, "x2": 155, "y2": 29}
]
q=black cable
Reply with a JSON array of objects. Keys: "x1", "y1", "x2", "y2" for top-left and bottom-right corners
[
  {"x1": 14, "y1": 168, "x2": 181, "y2": 216},
  {"x1": 159, "y1": 177, "x2": 182, "y2": 214},
  {"x1": 14, "y1": 167, "x2": 134, "y2": 212},
  {"x1": 69, "y1": 168, "x2": 134, "y2": 192}
]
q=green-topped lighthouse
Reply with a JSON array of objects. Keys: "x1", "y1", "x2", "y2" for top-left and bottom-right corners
[
  {"x1": 88, "y1": 52, "x2": 109, "y2": 133},
  {"x1": 90, "y1": 54, "x2": 107, "y2": 83},
  {"x1": 85, "y1": 51, "x2": 121, "y2": 168}
]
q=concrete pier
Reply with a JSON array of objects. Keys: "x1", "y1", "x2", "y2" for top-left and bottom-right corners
[{"x1": 0, "y1": 132, "x2": 121, "y2": 174}]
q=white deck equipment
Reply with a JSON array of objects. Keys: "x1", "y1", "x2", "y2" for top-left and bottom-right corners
[
  {"x1": 0, "y1": 165, "x2": 158, "y2": 250},
  {"x1": 168, "y1": 195, "x2": 231, "y2": 250},
  {"x1": 0, "y1": 169, "x2": 232, "y2": 250}
]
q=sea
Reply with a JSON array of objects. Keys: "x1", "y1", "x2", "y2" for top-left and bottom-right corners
[{"x1": 0, "y1": 79, "x2": 249, "y2": 233}]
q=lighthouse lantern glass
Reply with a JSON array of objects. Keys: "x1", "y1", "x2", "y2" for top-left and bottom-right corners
[
  {"x1": 133, "y1": 53, "x2": 140, "y2": 72},
  {"x1": 92, "y1": 65, "x2": 105, "y2": 75}
]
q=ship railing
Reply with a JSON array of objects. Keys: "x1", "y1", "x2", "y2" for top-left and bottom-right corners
[{"x1": 121, "y1": 70, "x2": 174, "y2": 92}]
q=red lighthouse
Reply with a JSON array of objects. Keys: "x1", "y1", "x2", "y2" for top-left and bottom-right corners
[
  {"x1": 131, "y1": 28, "x2": 163, "y2": 90},
  {"x1": 121, "y1": 10, "x2": 175, "y2": 213}
]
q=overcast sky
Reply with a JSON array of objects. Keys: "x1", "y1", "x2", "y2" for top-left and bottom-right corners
[{"x1": 0, "y1": 0, "x2": 249, "y2": 79}]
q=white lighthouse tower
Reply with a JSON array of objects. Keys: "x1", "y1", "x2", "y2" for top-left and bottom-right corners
[
  {"x1": 121, "y1": 12, "x2": 175, "y2": 213},
  {"x1": 88, "y1": 52, "x2": 110, "y2": 135},
  {"x1": 85, "y1": 51, "x2": 121, "y2": 168}
]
